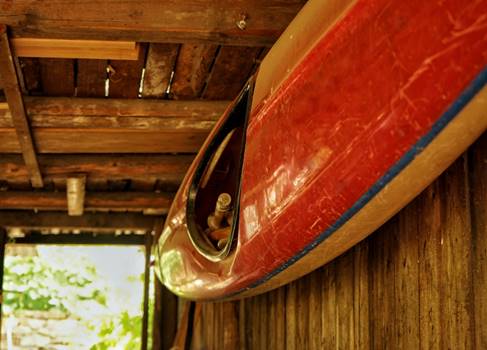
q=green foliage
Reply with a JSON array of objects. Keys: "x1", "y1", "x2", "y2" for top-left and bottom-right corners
[
  {"x1": 90, "y1": 311, "x2": 142, "y2": 350},
  {"x1": 3, "y1": 255, "x2": 106, "y2": 313},
  {"x1": 3, "y1": 248, "x2": 149, "y2": 349}
]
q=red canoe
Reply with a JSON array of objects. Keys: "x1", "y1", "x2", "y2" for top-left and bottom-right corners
[{"x1": 155, "y1": 0, "x2": 487, "y2": 300}]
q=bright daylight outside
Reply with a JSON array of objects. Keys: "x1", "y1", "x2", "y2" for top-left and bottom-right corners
[{"x1": 0, "y1": 245, "x2": 152, "y2": 350}]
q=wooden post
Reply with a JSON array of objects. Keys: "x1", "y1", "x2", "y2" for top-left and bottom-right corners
[
  {"x1": 141, "y1": 231, "x2": 152, "y2": 350},
  {"x1": 0, "y1": 228, "x2": 7, "y2": 341},
  {"x1": 0, "y1": 25, "x2": 43, "y2": 187},
  {"x1": 152, "y1": 219, "x2": 179, "y2": 350},
  {"x1": 67, "y1": 175, "x2": 86, "y2": 216}
]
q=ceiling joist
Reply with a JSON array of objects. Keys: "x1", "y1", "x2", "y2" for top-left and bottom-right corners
[
  {"x1": 0, "y1": 154, "x2": 193, "y2": 183},
  {"x1": 0, "y1": 211, "x2": 156, "y2": 231},
  {"x1": 0, "y1": 191, "x2": 173, "y2": 212},
  {"x1": 0, "y1": 25, "x2": 43, "y2": 187},
  {"x1": 0, "y1": 1, "x2": 305, "y2": 46},
  {"x1": 0, "y1": 97, "x2": 229, "y2": 129}
]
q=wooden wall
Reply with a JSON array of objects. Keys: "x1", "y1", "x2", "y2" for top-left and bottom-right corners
[{"x1": 188, "y1": 131, "x2": 487, "y2": 350}]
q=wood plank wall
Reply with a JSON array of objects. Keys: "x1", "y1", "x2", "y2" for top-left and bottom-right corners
[{"x1": 188, "y1": 132, "x2": 487, "y2": 350}]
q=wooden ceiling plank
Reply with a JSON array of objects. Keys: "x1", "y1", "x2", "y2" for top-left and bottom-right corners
[
  {"x1": 12, "y1": 38, "x2": 140, "y2": 60},
  {"x1": 0, "y1": 191, "x2": 173, "y2": 212},
  {"x1": 0, "y1": 154, "x2": 193, "y2": 183},
  {"x1": 0, "y1": 1, "x2": 306, "y2": 46},
  {"x1": 0, "y1": 25, "x2": 43, "y2": 188},
  {"x1": 39, "y1": 58, "x2": 75, "y2": 96},
  {"x1": 0, "y1": 211, "x2": 155, "y2": 230},
  {"x1": 203, "y1": 46, "x2": 262, "y2": 100},
  {"x1": 142, "y1": 43, "x2": 179, "y2": 98},
  {"x1": 108, "y1": 45, "x2": 146, "y2": 98},
  {"x1": 0, "y1": 128, "x2": 209, "y2": 153},
  {"x1": 170, "y1": 44, "x2": 219, "y2": 99},
  {"x1": 17, "y1": 57, "x2": 42, "y2": 95},
  {"x1": 21, "y1": 96, "x2": 229, "y2": 118},
  {"x1": 76, "y1": 59, "x2": 107, "y2": 97}
]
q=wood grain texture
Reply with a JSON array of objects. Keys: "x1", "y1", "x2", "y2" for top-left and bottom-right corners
[
  {"x1": 76, "y1": 59, "x2": 107, "y2": 97},
  {"x1": 0, "y1": 154, "x2": 193, "y2": 184},
  {"x1": 142, "y1": 43, "x2": 179, "y2": 98},
  {"x1": 12, "y1": 38, "x2": 140, "y2": 60},
  {"x1": 108, "y1": 46, "x2": 146, "y2": 98},
  {"x1": 0, "y1": 96, "x2": 229, "y2": 128},
  {"x1": 18, "y1": 58, "x2": 41, "y2": 94},
  {"x1": 170, "y1": 44, "x2": 218, "y2": 99},
  {"x1": 470, "y1": 133, "x2": 487, "y2": 350},
  {"x1": 0, "y1": 128, "x2": 209, "y2": 153},
  {"x1": 0, "y1": 191, "x2": 173, "y2": 212},
  {"x1": 39, "y1": 58, "x2": 75, "y2": 96},
  {"x1": 187, "y1": 133, "x2": 487, "y2": 349},
  {"x1": 0, "y1": 26, "x2": 43, "y2": 187},
  {"x1": 0, "y1": 1, "x2": 305, "y2": 46},
  {"x1": 203, "y1": 46, "x2": 261, "y2": 100},
  {"x1": 0, "y1": 211, "x2": 155, "y2": 230}
]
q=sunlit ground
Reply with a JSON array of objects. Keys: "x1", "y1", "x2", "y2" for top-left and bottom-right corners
[{"x1": 1, "y1": 245, "x2": 150, "y2": 350}]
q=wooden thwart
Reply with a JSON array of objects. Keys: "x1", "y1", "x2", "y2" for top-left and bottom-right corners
[
  {"x1": 0, "y1": 25, "x2": 43, "y2": 187},
  {"x1": 12, "y1": 38, "x2": 141, "y2": 60}
]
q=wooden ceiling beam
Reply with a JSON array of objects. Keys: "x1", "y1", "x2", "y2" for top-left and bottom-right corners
[
  {"x1": 0, "y1": 128, "x2": 209, "y2": 153},
  {"x1": 0, "y1": 211, "x2": 156, "y2": 230},
  {"x1": 0, "y1": 97, "x2": 228, "y2": 129},
  {"x1": 0, "y1": 1, "x2": 305, "y2": 46},
  {"x1": 11, "y1": 38, "x2": 141, "y2": 60},
  {"x1": 0, "y1": 191, "x2": 173, "y2": 212},
  {"x1": 0, "y1": 154, "x2": 193, "y2": 183},
  {"x1": 0, "y1": 25, "x2": 43, "y2": 187}
]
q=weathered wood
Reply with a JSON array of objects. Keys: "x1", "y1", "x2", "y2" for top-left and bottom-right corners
[
  {"x1": 76, "y1": 60, "x2": 107, "y2": 97},
  {"x1": 353, "y1": 241, "x2": 370, "y2": 350},
  {"x1": 438, "y1": 157, "x2": 474, "y2": 349},
  {"x1": 108, "y1": 46, "x2": 146, "y2": 98},
  {"x1": 321, "y1": 261, "x2": 337, "y2": 349},
  {"x1": 0, "y1": 228, "x2": 7, "y2": 340},
  {"x1": 336, "y1": 250, "x2": 354, "y2": 349},
  {"x1": 285, "y1": 281, "x2": 297, "y2": 350},
  {"x1": 0, "y1": 1, "x2": 305, "y2": 46},
  {"x1": 142, "y1": 44, "x2": 179, "y2": 98},
  {"x1": 418, "y1": 183, "x2": 442, "y2": 349},
  {"x1": 369, "y1": 218, "x2": 398, "y2": 349},
  {"x1": 0, "y1": 191, "x2": 173, "y2": 212},
  {"x1": 14, "y1": 232, "x2": 146, "y2": 245},
  {"x1": 39, "y1": 58, "x2": 75, "y2": 96},
  {"x1": 1, "y1": 96, "x2": 228, "y2": 119},
  {"x1": 470, "y1": 133, "x2": 487, "y2": 349},
  {"x1": 141, "y1": 232, "x2": 152, "y2": 350},
  {"x1": 203, "y1": 46, "x2": 261, "y2": 100},
  {"x1": 12, "y1": 38, "x2": 140, "y2": 60},
  {"x1": 66, "y1": 174, "x2": 86, "y2": 216},
  {"x1": 170, "y1": 44, "x2": 218, "y2": 99},
  {"x1": 18, "y1": 57, "x2": 41, "y2": 94},
  {"x1": 395, "y1": 200, "x2": 420, "y2": 349},
  {"x1": 0, "y1": 211, "x2": 155, "y2": 230},
  {"x1": 0, "y1": 25, "x2": 43, "y2": 188},
  {"x1": 0, "y1": 154, "x2": 193, "y2": 184},
  {"x1": 0, "y1": 128, "x2": 209, "y2": 153}
]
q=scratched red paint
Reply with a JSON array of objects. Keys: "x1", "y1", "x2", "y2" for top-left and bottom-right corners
[{"x1": 156, "y1": 0, "x2": 487, "y2": 299}]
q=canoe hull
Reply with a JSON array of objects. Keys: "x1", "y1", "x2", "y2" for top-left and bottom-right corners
[{"x1": 156, "y1": 0, "x2": 487, "y2": 300}]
